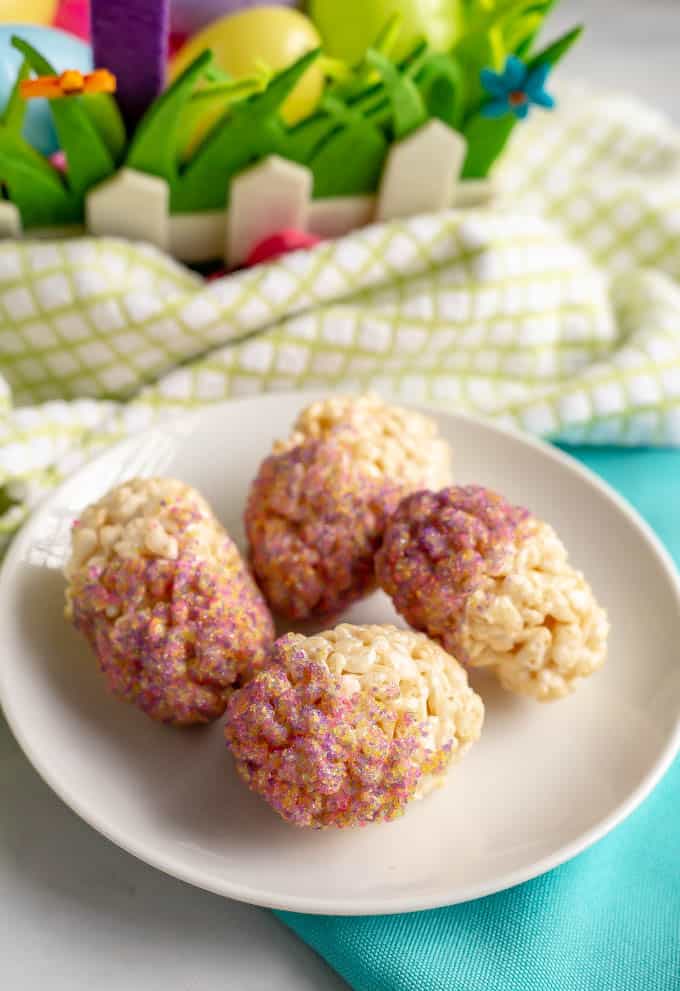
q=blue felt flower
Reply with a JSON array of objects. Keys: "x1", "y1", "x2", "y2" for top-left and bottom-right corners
[{"x1": 480, "y1": 55, "x2": 555, "y2": 119}]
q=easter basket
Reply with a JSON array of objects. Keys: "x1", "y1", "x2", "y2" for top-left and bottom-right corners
[{"x1": 0, "y1": 1, "x2": 580, "y2": 263}]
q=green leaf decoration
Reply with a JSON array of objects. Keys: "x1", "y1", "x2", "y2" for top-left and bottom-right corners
[
  {"x1": 279, "y1": 112, "x2": 340, "y2": 166},
  {"x1": 454, "y1": 24, "x2": 506, "y2": 113},
  {"x1": 460, "y1": 111, "x2": 515, "y2": 180},
  {"x1": 342, "y1": 42, "x2": 425, "y2": 112},
  {"x1": 328, "y1": 13, "x2": 404, "y2": 105},
  {"x1": 461, "y1": 23, "x2": 583, "y2": 180},
  {"x1": 172, "y1": 49, "x2": 320, "y2": 212},
  {"x1": 310, "y1": 124, "x2": 386, "y2": 197},
  {"x1": 460, "y1": 0, "x2": 554, "y2": 36},
  {"x1": 11, "y1": 37, "x2": 115, "y2": 202},
  {"x1": 1, "y1": 58, "x2": 30, "y2": 132},
  {"x1": 278, "y1": 39, "x2": 443, "y2": 200},
  {"x1": 278, "y1": 69, "x2": 395, "y2": 198},
  {"x1": 284, "y1": 39, "x2": 431, "y2": 198},
  {"x1": 178, "y1": 76, "x2": 265, "y2": 162},
  {"x1": 414, "y1": 53, "x2": 466, "y2": 130},
  {"x1": 514, "y1": 0, "x2": 560, "y2": 59},
  {"x1": 370, "y1": 12, "x2": 403, "y2": 60},
  {"x1": 501, "y1": 12, "x2": 544, "y2": 56},
  {"x1": 528, "y1": 25, "x2": 584, "y2": 69},
  {"x1": 364, "y1": 48, "x2": 427, "y2": 139},
  {"x1": 0, "y1": 56, "x2": 77, "y2": 225},
  {"x1": 203, "y1": 64, "x2": 232, "y2": 84},
  {"x1": 81, "y1": 93, "x2": 127, "y2": 162},
  {"x1": 0, "y1": 134, "x2": 78, "y2": 225},
  {"x1": 126, "y1": 49, "x2": 213, "y2": 180},
  {"x1": 306, "y1": 98, "x2": 387, "y2": 197}
]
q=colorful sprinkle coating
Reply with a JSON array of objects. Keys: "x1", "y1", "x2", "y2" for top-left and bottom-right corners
[
  {"x1": 65, "y1": 478, "x2": 274, "y2": 725},
  {"x1": 245, "y1": 434, "x2": 400, "y2": 619},
  {"x1": 225, "y1": 624, "x2": 484, "y2": 828},
  {"x1": 246, "y1": 395, "x2": 452, "y2": 620},
  {"x1": 278, "y1": 394, "x2": 452, "y2": 494},
  {"x1": 377, "y1": 486, "x2": 609, "y2": 702},
  {"x1": 376, "y1": 485, "x2": 530, "y2": 655}
]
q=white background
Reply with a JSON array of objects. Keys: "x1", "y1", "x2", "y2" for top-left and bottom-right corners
[{"x1": 2, "y1": 2, "x2": 678, "y2": 989}]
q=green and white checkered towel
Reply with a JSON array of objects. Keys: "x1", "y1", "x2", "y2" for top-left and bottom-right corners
[{"x1": 2, "y1": 86, "x2": 680, "y2": 551}]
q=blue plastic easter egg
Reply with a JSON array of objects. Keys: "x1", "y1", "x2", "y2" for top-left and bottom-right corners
[{"x1": 0, "y1": 24, "x2": 92, "y2": 155}]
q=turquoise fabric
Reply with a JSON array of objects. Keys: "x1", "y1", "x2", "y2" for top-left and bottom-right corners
[{"x1": 278, "y1": 448, "x2": 680, "y2": 991}]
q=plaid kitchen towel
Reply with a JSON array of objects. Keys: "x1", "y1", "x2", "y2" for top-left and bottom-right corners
[{"x1": 2, "y1": 85, "x2": 680, "y2": 552}]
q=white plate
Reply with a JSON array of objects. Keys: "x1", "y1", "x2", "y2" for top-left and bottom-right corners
[{"x1": 1, "y1": 394, "x2": 679, "y2": 916}]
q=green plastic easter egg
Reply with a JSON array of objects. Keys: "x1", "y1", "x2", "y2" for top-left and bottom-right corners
[{"x1": 309, "y1": 0, "x2": 462, "y2": 64}]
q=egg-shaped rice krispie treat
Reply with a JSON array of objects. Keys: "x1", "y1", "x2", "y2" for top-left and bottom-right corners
[
  {"x1": 225, "y1": 624, "x2": 484, "y2": 827},
  {"x1": 245, "y1": 395, "x2": 451, "y2": 620},
  {"x1": 376, "y1": 486, "x2": 609, "y2": 703},
  {"x1": 65, "y1": 478, "x2": 275, "y2": 725}
]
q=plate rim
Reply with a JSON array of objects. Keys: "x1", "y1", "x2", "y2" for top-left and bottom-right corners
[{"x1": 1, "y1": 393, "x2": 679, "y2": 916}]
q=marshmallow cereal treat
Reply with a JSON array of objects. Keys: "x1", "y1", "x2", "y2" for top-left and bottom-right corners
[
  {"x1": 278, "y1": 394, "x2": 452, "y2": 491},
  {"x1": 376, "y1": 486, "x2": 609, "y2": 703},
  {"x1": 225, "y1": 624, "x2": 484, "y2": 827},
  {"x1": 65, "y1": 478, "x2": 275, "y2": 725},
  {"x1": 245, "y1": 395, "x2": 452, "y2": 620}
]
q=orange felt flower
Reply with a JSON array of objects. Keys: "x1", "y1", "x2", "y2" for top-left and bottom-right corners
[{"x1": 20, "y1": 68, "x2": 117, "y2": 100}]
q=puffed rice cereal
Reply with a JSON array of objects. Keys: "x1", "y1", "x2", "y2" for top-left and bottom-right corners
[
  {"x1": 376, "y1": 486, "x2": 609, "y2": 702},
  {"x1": 225, "y1": 623, "x2": 484, "y2": 827},
  {"x1": 245, "y1": 395, "x2": 452, "y2": 620},
  {"x1": 65, "y1": 477, "x2": 274, "y2": 725}
]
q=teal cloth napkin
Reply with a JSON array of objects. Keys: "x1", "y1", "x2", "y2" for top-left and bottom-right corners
[{"x1": 278, "y1": 447, "x2": 680, "y2": 991}]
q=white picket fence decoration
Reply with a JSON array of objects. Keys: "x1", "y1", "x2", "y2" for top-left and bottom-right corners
[{"x1": 2, "y1": 121, "x2": 496, "y2": 264}]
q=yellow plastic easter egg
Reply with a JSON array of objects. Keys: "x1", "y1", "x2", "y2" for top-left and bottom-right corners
[
  {"x1": 170, "y1": 5, "x2": 323, "y2": 125},
  {"x1": 0, "y1": 0, "x2": 57, "y2": 24}
]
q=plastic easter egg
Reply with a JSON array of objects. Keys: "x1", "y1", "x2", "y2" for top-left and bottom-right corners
[
  {"x1": 309, "y1": 0, "x2": 462, "y2": 64},
  {"x1": 170, "y1": 0, "x2": 297, "y2": 38},
  {"x1": 53, "y1": 0, "x2": 90, "y2": 41},
  {"x1": 170, "y1": 6, "x2": 322, "y2": 125},
  {"x1": 0, "y1": 24, "x2": 92, "y2": 154},
  {"x1": 246, "y1": 228, "x2": 321, "y2": 267},
  {"x1": 0, "y1": 1, "x2": 57, "y2": 26}
]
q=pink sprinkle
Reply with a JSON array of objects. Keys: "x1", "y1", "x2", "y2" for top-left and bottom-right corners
[
  {"x1": 69, "y1": 515, "x2": 274, "y2": 725},
  {"x1": 225, "y1": 634, "x2": 440, "y2": 828},
  {"x1": 376, "y1": 485, "x2": 531, "y2": 660},
  {"x1": 245, "y1": 431, "x2": 402, "y2": 620}
]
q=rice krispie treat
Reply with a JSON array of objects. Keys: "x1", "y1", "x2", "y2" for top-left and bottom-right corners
[
  {"x1": 65, "y1": 477, "x2": 274, "y2": 725},
  {"x1": 245, "y1": 395, "x2": 452, "y2": 620},
  {"x1": 225, "y1": 623, "x2": 484, "y2": 827},
  {"x1": 376, "y1": 486, "x2": 609, "y2": 702}
]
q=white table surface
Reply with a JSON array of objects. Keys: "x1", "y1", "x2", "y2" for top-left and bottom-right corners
[{"x1": 2, "y1": 2, "x2": 678, "y2": 989}]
